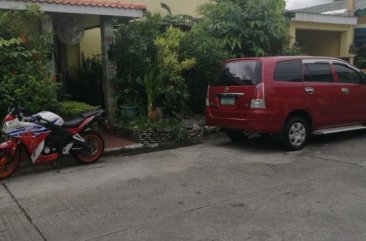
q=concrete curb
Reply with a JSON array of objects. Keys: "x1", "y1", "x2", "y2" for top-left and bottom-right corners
[{"x1": 103, "y1": 137, "x2": 206, "y2": 157}]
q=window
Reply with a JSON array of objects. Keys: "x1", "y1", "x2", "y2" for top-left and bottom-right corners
[
  {"x1": 304, "y1": 63, "x2": 334, "y2": 83},
  {"x1": 333, "y1": 64, "x2": 363, "y2": 84},
  {"x1": 213, "y1": 61, "x2": 262, "y2": 86},
  {"x1": 274, "y1": 60, "x2": 302, "y2": 82}
]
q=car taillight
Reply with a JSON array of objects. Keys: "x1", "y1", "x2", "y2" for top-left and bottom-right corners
[{"x1": 250, "y1": 83, "x2": 266, "y2": 109}]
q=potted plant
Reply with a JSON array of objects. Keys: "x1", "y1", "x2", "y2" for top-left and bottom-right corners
[
  {"x1": 115, "y1": 74, "x2": 141, "y2": 121},
  {"x1": 137, "y1": 67, "x2": 168, "y2": 121}
]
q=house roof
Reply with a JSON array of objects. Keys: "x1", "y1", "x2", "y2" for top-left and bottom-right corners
[
  {"x1": 291, "y1": 0, "x2": 366, "y2": 16},
  {"x1": 0, "y1": 0, "x2": 146, "y2": 17},
  {"x1": 11, "y1": 0, "x2": 146, "y2": 10}
]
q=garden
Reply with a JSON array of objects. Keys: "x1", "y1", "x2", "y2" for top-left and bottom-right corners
[
  {"x1": 109, "y1": 0, "x2": 295, "y2": 143},
  {"x1": 0, "y1": 0, "x2": 307, "y2": 144}
]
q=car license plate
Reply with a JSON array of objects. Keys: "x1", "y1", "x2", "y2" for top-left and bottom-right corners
[{"x1": 220, "y1": 96, "x2": 235, "y2": 105}]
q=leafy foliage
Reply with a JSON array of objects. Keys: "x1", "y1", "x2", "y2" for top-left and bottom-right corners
[
  {"x1": 114, "y1": 13, "x2": 162, "y2": 79},
  {"x1": 137, "y1": 68, "x2": 169, "y2": 120},
  {"x1": 113, "y1": 14, "x2": 196, "y2": 119},
  {"x1": 180, "y1": 23, "x2": 231, "y2": 112},
  {"x1": 0, "y1": 6, "x2": 58, "y2": 115},
  {"x1": 353, "y1": 44, "x2": 366, "y2": 69},
  {"x1": 154, "y1": 27, "x2": 196, "y2": 115},
  {"x1": 198, "y1": 0, "x2": 288, "y2": 57},
  {"x1": 113, "y1": 13, "x2": 162, "y2": 113},
  {"x1": 280, "y1": 42, "x2": 306, "y2": 56},
  {"x1": 77, "y1": 54, "x2": 104, "y2": 106},
  {"x1": 57, "y1": 101, "x2": 97, "y2": 120}
]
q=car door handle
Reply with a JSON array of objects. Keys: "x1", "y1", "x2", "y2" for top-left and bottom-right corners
[
  {"x1": 341, "y1": 88, "x2": 349, "y2": 94},
  {"x1": 305, "y1": 87, "x2": 315, "y2": 95}
]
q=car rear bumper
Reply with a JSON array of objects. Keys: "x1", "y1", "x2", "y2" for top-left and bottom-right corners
[{"x1": 205, "y1": 108, "x2": 283, "y2": 133}]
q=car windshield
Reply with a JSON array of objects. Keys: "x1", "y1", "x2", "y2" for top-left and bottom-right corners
[{"x1": 212, "y1": 61, "x2": 262, "y2": 86}]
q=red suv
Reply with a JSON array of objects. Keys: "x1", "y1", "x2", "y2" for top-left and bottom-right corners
[{"x1": 205, "y1": 56, "x2": 366, "y2": 150}]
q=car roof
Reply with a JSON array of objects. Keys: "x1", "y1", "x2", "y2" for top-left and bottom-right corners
[{"x1": 224, "y1": 56, "x2": 344, "y2": 64}]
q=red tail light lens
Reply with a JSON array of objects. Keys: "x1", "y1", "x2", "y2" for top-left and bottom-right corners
[{"x1": 250, "y1": 83, "x2": 266, "y2": 109}]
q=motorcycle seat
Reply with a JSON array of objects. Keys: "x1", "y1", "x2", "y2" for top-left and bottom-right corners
[
  {"x1": 80, "y1": 110, "x2": 104, "y2": 118},
  {"x1": 62, "y1": 109, "x2": 103, "y2": 129},
  {"x1": 62, "y1": 117, "x2": 85, "y2": 128}
]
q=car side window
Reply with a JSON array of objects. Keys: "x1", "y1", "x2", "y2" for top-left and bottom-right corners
[
  {"x1": 304, "y1": 63, "x2": 334, "y2": 83},
  {"x1": 273, "y1": 60, "x2": 302, "y2": 82},
  {"x1": 333, "y1": 64, "x2": 363, "y2": 84}
]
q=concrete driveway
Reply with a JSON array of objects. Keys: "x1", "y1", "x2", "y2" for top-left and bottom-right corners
[{"x1": 1, "y1": 132, "x2": 366, "y2": 241}]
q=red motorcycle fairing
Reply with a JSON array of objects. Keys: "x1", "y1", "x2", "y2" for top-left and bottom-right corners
[
  {"x1": 34, "y1": 153, "x2": 59, "y2": 165},
  {"x1": 19, "y1": 131, "x2": 49, "y2": 154},
  {"x1": 0, "y1": 140, "x2": 17, "y2": 151},
  {"x1": 0, "y1": 140, "x2": 18, "y2": 166},
  {"x1": 3, "y1": 114, "x2": 15, "y2": 122},
  {"x1": 18, "y1": 131, "x2": 59, "y2": 165}
]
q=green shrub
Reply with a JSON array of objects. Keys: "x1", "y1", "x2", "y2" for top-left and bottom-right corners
[
  {"x1": 57, "y1": 101, "x2": 97, "y2": 120},
  {"x1": 0, "y1": 6, "x2": 59, "y2": 116}
]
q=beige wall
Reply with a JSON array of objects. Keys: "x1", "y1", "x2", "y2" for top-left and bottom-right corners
[
  {"x1": 290, "y1": 21, "x2": 354, "y2": 58},
  {"x1": 77, "y1": 1, "x2": 209, "y2": 63},
  {"x1": 80, "y1": 28, "x2": 102, "y2": 58},
  {"x1": 67, "y1": 44, "x2": 80, "y2": 79},
  {"x1": 296, "y1": 30, "x2": 341, "y2": 57},
  {"x1": 117, "y1": 0, "x2": 208, "y2": 15}
]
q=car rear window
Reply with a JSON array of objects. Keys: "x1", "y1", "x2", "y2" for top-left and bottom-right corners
[
  {"x1": 274, "y1": 60, "x2": 302, "y2": 82},
  {"x1": 212, "y1": 61, "x2": 262, "y2": 86}
]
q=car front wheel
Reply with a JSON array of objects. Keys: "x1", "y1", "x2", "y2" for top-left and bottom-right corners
[{"x1": 283, "y1": 117, "x2": 309, "y2": 151}]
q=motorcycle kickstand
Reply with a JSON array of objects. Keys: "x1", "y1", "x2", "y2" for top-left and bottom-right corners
[{"x1": 54, "y1": 158, "x2": 61, "y2": 173}]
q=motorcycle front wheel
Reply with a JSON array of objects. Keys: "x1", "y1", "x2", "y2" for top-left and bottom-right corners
[
  {"x1": 73, "y1": 131, "x2": 104, "y2": 164},
  {"x1": 0, "y1": 148, "x2": 21, "y2": 179}
]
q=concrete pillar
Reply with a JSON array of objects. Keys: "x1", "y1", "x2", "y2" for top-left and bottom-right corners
[
  {"x1": 100, "y1": 16, "x2": 117, "y2": 119},
  {"x1": 42, "y1": 15, "x2": 56, "y2": 78},
  {"x1": 289, "y1": 24, "x2": 297, "y2": 47}
]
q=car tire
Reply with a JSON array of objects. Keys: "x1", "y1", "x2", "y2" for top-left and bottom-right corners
[
  {"x1": 282, "y1": 117, "x2": 309, "y2": 151},
  {"x1": 224, "y1": 129, "x2": 248, "y2": 143}
]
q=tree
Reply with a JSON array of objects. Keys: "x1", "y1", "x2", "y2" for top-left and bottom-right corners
[
  {"x1": 198, "y1": 0, "x2": 288, "y2": 57},
  {"x1": 180, "y1": 22, "x2": 230, "y2": 112}
]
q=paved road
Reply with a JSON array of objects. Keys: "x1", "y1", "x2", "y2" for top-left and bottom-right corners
[{"x1": 1, "y1": 132, "x2": 366, "y2": 241}]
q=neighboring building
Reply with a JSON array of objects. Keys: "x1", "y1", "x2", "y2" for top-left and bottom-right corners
[{"x1": 289, "y1": 0, "x2": 358, "y2": 61}]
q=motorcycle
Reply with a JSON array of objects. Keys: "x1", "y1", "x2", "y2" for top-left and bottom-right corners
[{"x1": 0, "y1": 105, "x2": 105, "y2": 179}]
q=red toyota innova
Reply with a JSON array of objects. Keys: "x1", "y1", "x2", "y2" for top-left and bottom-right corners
[{"x1": 205, "y1": 56, "x2": 366, "y2": 150}]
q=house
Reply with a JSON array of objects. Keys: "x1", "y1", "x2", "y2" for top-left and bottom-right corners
[
  {"x1": 288, "y1": 0, "x2": 357, "y2": 62},
  {"x1": 0, "y1": 0, "x2": 146, "y2": 118}
]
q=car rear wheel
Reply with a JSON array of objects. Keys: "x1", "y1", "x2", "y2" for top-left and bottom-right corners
[
  {"x1": 283, "y1": 117, "x2": 309, "y2": 151},
  {"x1": 224, "y1": 129, "x2": 248, "y2": 143}
]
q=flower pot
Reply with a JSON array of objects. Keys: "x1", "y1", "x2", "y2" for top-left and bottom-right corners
[{"x1": 120, "y1": 106, "x2": 138, "y2": 121}]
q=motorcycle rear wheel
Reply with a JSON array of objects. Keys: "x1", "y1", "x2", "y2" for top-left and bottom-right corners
[
  {"x1": 0, "y1": 148, "x2": 21, "y2": 179},
  {"x1": 73, "y1": 131, "x2": 104, "y2": 164}
]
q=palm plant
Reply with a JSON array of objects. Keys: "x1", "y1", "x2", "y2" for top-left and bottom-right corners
[{"x1": 137, "y1": 68, "x2": 168, "y2": 120}]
